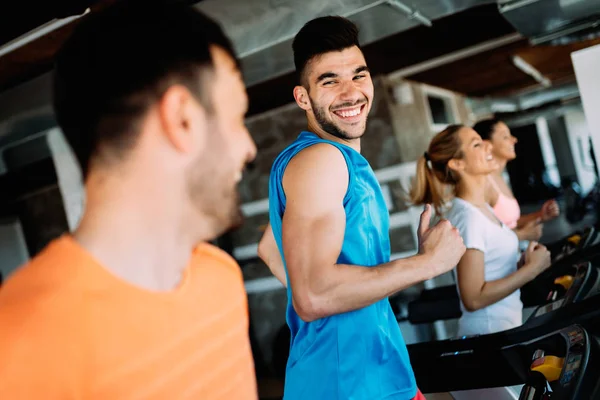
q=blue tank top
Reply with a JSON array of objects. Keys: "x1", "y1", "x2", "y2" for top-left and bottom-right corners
[{"x1": 268, "y1": 131, "x2": 417, "y2": 400}]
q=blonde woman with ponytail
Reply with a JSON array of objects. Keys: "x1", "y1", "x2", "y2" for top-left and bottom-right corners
[{"x1": 411, "y1": 125, "x2": 552, "y2": 336}]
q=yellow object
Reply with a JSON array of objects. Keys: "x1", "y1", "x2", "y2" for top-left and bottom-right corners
[
  {"x1": 567, "y1": 235, "x2": 581, "y2": 246},
  {"x1": 531, "y1": 355, "x2": 565, "y2": 382},
  {"x1": 554, "y1": 275, "x2": 575, "y2": 290}
]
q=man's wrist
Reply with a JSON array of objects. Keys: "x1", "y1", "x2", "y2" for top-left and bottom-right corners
[{"x1": 407, "y1": 253, "x2": 435, "y2": 281}]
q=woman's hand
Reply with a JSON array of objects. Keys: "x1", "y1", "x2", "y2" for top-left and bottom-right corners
[
  {"x1": 522, "y1": 241, "x2": 552, "y2": 278},
  {"x1": 540, "y1": 199, "x2": 560, "y2": 222},
  {"x1": 516, "y1": 219, "x2": 543, "y2": 241}
]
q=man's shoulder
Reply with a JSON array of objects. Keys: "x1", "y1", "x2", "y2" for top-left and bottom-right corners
[
  {"x1": 285, "y1": 143, "x2": 348, "y2": 182},
  {"x1": 0, "y1": 251, "x2": 83, "y2": 395},
  {"x1": 0, "y1": 244, "x2": 85, "y2": 352},
  {"x1": 279, "y1": 141, "x2": 347, "y2": 170},
  {"x1": 0, "y1": 236, "x2": 85, "y2": 305}
]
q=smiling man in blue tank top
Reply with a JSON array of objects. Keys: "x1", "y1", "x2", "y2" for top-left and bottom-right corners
[{"x1": 257, "y1": 16, "x2": 466, "y2": 400}]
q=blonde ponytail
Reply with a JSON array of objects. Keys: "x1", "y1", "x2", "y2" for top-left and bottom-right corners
[
  {"x1": 409, "y1": 154, "x2": 450, "y2": 215},
  {"x1": 409, "y1": 124, "x2": 466, "y2": 216}
]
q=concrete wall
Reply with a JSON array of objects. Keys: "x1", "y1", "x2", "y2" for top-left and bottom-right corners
[{"x1": 383, "y1": 76, "x2": 475, "y2": 163}]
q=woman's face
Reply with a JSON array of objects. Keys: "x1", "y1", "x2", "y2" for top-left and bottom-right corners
[
  {"x1": 455, "y1": 127, "x2": 498, "y2": 176},
  {"x1": 488, "y1": 121, "x2": 518, "y2": 161}
]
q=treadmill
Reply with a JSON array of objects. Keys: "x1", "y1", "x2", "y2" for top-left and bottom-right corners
[
  {"x1": 417, "y1": 324, "x2": 600, "y2": 399},
  {"x1": 521, "y1": 228, "x2": 600, "y2": 306},
  {"x1": 405, "y1": 230, "x2": 600, "y2": 325},
  {"x1": 407, "y1": 259, "x2": 600, "y2": 398},
  {"x1": 547, "y1": 226, "x2": 598, "y2": 263}
]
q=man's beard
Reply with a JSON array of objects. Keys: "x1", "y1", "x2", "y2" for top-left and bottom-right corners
[
  {"x1": 185, "y1": 132, "x2": 244, "y2": 241},
  {"x1": 310, "y1": 97, "x2": 367, "y2": 140}
]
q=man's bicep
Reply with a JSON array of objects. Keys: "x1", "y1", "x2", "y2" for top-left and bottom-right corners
[
  {"x1": 282, "y1": 202, "x2": 346, "y2": 264},
  {"x1": 280, "y1": 145, "x2": 349, "y2": 285}
]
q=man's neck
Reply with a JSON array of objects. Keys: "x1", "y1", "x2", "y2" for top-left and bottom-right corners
[
  {"x1": 307, "y1": 121, "x2": 361, "y2": 153},
  {"x1": 74, "y1": 172, "x2": 200, "y2": 292}
]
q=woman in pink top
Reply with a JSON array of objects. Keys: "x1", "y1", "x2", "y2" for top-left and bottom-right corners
[{"x1": 473, "y1": 119, "x2": 560, "y2": 241}]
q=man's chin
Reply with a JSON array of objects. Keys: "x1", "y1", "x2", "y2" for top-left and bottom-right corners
[
  {"x1": 345, "y1": 120, "x2": 367, "y2": 135},
  {"x1": 226, "y1": 207, "x2": 245, "y2": 232},
  {"x1": 329, "y1": 126, "x2": 366, "y2": 141},
  {"x1": 342, "y1": 129, "x2": 366, "y2": 140}
]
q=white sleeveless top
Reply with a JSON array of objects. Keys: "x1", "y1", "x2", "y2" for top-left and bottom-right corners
[{"x1": 446, "y1": 197, "x2": 523, "y2": 337}]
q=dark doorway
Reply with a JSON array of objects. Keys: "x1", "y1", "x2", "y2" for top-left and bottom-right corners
[{"x1": 506, "y1": 123, "x2": 557, "y2": 204}]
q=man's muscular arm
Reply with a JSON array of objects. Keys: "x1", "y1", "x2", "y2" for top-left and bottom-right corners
[
  {"x1": 257, "y1": 223, "x2": 288, "y2": 288},
  {"x1": 282, "y1": 143, "x2": 464, "y2": 322}
]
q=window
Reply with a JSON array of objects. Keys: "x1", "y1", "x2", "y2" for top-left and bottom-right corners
[
  {"x1": 427, "y1": 95, "x2": 452, "y2": 125},
  {"x1": 422, "y1": 85, "x2": 459, "y2": 132}
]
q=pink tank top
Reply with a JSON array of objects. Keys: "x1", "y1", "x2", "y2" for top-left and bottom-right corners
[{"x1": 489, "y1": 177, "x2": 521, "y2": 229}]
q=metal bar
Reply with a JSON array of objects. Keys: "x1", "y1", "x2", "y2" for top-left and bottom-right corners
[
  {"x1": 389, "y1": 33, "x2": 523, "y2": 78},
  {"x1": 498, "y1": 0, "x2": 542, "y2": 14},
  {"x1": 385, "y1": 0, "x2": 432, "y2": 27},
  {"x1": 531, "y1": 19, "x2": 600, "y2": 46},
  {"x1": 0, "y1": 8, "x2": 91, "y2": 58},
  {"x1": 512, "y1": 55, "x2": 551, "y2": 88},
  {"x1": 0, "y1": 129, "x2": 51, "y2": 153}
]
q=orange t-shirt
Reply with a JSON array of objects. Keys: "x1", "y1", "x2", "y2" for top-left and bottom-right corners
[{"x1": 0, "y1": 236, "x2": 257, "y2": 399}]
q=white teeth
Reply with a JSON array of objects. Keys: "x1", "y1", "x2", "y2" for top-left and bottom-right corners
[
  {"x1": 486, "y1": 155, "x2": 493, "y2": 161},
  {"x1": 235, "y1": 171, "x2": 242, "y2": 182},
  {"x1": 337, "y1": 107, "x2": 361, "y2": 118}
]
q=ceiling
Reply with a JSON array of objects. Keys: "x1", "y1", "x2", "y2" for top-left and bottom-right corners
[
  {"x1": 197, "y1": 0, "x2": 497, "y2": 87},
  {"x1": 0, "y1": 0, "x2": 115, "y2": 95},
  {"x1": 0, "y1": 1, "x2": 98, "y2": 46},
  {"x1": 406, "y1": 36, "x2": 600, "y2": 97},
  {"x1": 0, "y1": 0, "x2": 600, "y2": 118}
]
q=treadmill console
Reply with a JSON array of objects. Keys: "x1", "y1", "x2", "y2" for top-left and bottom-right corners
[
  {"x1": 531, "y1": 262, "x2": 595, "y2": 320},
  {"x1": 519, "y1": 325, "x2": 597, "y2": 399},
  {"x1": 553, "y1": 226, "x2": 597, "y2": 263},
  {"x1": 560, "y1": 327, "x2": 588, "y2": 387}
]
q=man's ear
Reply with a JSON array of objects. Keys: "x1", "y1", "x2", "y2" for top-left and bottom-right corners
[
  {"x1": 158, "y1": 84, "x2": 206, "y2": 154},
  {"x1": 293, "y1": 85, "x2": 312, "y2": 111}
]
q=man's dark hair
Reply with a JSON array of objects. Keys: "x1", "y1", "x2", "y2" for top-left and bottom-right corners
[
  {"x1": 53, "y1": 1, "x2": 237, "y2": 178},
  {"x1": 472, "y1": 118, "x2": 501, "y2": 141},
  {"x1": 292, "y1": 16, "x2": 360, "y2": 86}
]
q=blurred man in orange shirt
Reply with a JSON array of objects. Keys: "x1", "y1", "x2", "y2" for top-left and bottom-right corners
[{"x1": 0, "y1": 2, "x2": 258, "y2": 399}]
